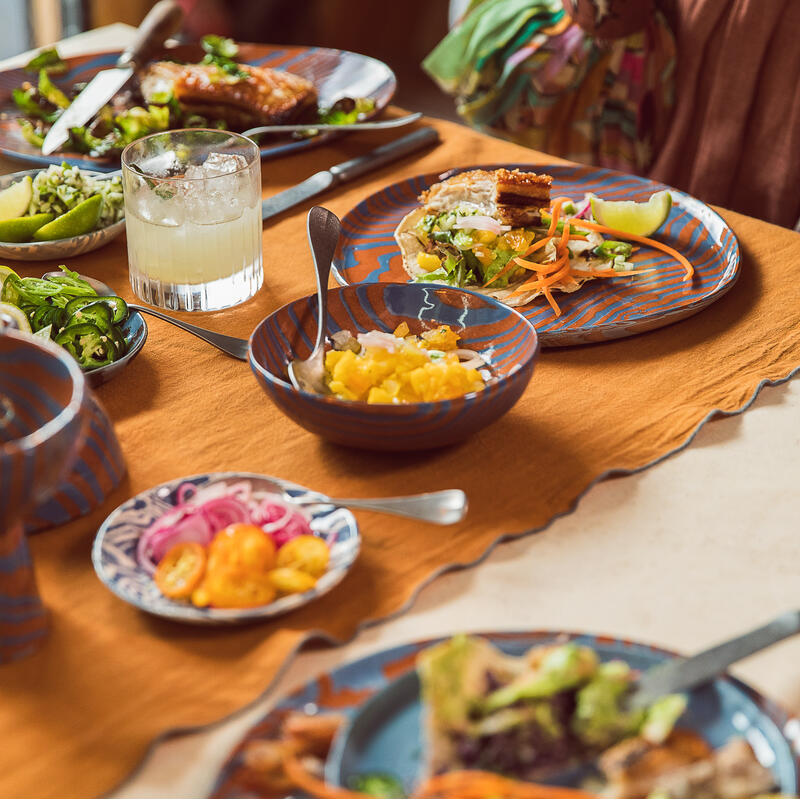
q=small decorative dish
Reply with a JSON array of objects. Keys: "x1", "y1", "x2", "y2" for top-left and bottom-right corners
[
  {"x1": 248, "y1": 283, "x2": 539, "y2": 451},
  {"x1": 91, "y1": 471, "x2": 360, "y2": 625},
  {"x1": 0, "y1": 168, "x2": 125, "y2": 261}
]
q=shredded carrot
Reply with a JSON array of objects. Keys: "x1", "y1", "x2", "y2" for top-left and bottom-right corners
[
  {"x1": 519, "y1": 236, "x2": 554, "y2": 259},
  {"x1": 542, "y1": 284, "x2": 562, "y2": 316},
  {"x1": 509, "y1": 255, "x2": 569, "y2": 297},
  {"x1": 569, "y1": 219, "x2": 694, "y2": 280},
  {"x1": 413, "y1": 770, "x2": 596, "y2": 799},
  {"x1": 480, "y1": 200, "x2": 692, "y2": 315},
  {"x1": 547, "y1": 198, "x2": 564, "y2": 238}
]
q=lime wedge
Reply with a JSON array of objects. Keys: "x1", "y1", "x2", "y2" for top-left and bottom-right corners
[
  {"x1": 590, "y1": 190, "x2": 672, "y2": 236},
  {"x1": 0, "y1": 176, "x2": 32, "y2": 221},
  {"x1": 0, "y1": 213, "x2": 54, "y2": 243},
  {"x1": 33, "y1": 194, "x2": 103, "y2": 241},
  {"x1": 0, "y1": 301, "x2": 31, "y2": 333}
]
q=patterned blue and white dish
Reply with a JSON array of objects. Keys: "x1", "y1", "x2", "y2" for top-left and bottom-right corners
[
  {"x1": 91, "y1": 471, "x2": 360, "y2": 625},
  {"x1": 0, "y1": 169, "x2": 125, "y2": 261}
]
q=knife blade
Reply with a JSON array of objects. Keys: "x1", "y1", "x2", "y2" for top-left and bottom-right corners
[
  {"x1": 261, "y1": 126, "x2": 439, "y2": 222},
  {"x1": 627, "y1": 609, "x2": 800, "y2": 708},
  {"x1": 41, "y1": 0, "x2": 183, "y2": 155}
]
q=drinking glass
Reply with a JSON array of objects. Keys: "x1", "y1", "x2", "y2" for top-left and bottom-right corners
[{"x1": 122, "y1": 129, "x2": 263, "y2": 311}]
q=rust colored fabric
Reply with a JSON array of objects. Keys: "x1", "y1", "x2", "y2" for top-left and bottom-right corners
[
  {"x1": 649, "y1": 0, "x2": 800, "y2": 228},
  {"x1": 0, "y1": 116, "x2": 799, "y2": 797}
]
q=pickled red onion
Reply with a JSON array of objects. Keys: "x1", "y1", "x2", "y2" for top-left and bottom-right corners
[{"x1": 137, "y1": 481, "x2": 313, "y2": 574}]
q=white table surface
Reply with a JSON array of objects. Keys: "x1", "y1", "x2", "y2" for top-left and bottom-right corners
[{"x1": 3, "y1": 25, "x2": 799, "y2": 799}]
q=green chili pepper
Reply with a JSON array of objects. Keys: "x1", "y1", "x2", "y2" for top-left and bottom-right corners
[
  {"x1": 64, "y1": 300, "x2": 114, "y2": 332},
  {"x1": 64, "y1": 295, "x2": 127, "y2": 323},
  {"x1": 55, "y1": 323, "x2": 116, "y2": 369}
]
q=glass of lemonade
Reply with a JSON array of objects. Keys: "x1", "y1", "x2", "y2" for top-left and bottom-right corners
[{"x1": 121, "y1": 129, "x2": 263, "y2": 311}]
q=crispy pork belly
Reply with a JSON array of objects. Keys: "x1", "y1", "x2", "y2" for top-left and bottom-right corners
[
  {"x1": 418, "y1": 168, "x2": 552, "y2": 226},
  {"x1": 600, "y1": 733, "x2": 775, "y2": 798},
  {"x1": 140, "y1": 61, "x2": 317, "y2": 129}
]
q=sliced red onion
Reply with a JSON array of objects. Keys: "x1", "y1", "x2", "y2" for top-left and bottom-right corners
[
  {"x1": 452, "y1": 215, "x2": 510, "y2": 235},
  {"x1": 136, "y1": 481, "x2": 318, "y2": 572},
  {"x1": 574, "y1": 196, "x2": 592, "y2": 219}
]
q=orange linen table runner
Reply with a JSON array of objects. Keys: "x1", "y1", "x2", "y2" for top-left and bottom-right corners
[{"x1": 1, "y1": 116, "x2": 799, "y2": 798}]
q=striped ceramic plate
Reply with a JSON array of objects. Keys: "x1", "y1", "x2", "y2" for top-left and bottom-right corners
[
  {"x1": 0, "y1": 43, "x2": 395, "y2": 170},
  {"x1": 332, "y1": 164, "x2": 741, "y2": 347},
  {"x1": 211, "y1": 631, "x2": 799, "y2": 798}
]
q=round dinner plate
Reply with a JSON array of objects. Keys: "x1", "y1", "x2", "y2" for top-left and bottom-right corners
[
  {"x1": 211, "y1": 631, "x2": 799, "y2": 798},
  {"x1": 332, "y1": 164, "x2": 741, "y2": 347},
  {"x1": 0, "y1": 43, "x2": 396, "y2": 170},
  {"x1": 91, "y1": 471, "x2": 360, "y2": 625}
]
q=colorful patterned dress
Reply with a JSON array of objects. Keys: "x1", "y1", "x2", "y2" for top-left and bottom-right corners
[{"x1": 423, "y1": 0, "x2": 676, "y2": 176}]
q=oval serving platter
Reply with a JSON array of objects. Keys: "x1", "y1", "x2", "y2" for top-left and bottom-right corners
[
  {"x1": 211, "y1": 631, "x2": 799, "y2": 798},
  {"x1": 0, "y1": 43, "x2": 396, "y2": 170},
  {"x1": 332, "y1": 164, "x2": 741, "y2": 347},
  {"x1": 91, "y1": 471, "x2": 360, "y2": 625}
]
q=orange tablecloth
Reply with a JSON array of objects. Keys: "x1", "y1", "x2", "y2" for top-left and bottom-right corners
[{"x1": 1, "y1": 116, "x2": 799, "y2": 797}]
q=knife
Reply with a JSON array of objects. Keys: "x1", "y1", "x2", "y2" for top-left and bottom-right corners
[
  {"x1": 41, "y1": 0, "x2": 183, "y2": 155},
  {"x1": 261, "y1": 126, "x2": 440, "y2": 222},
  {"x1": 627, "y1": 609, "x2": 800, "y2": 708}
]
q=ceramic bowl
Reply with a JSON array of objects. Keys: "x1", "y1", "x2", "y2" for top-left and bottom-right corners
[
  {"x1": 0, "y1": 169, "x2": 125, "y2": 261},
  {"x1": 0, "y1": 328, "x2": 86, "y2": 661},
  {"x1": 248, "y1": 283, "x2": 539, "y2": 451}
]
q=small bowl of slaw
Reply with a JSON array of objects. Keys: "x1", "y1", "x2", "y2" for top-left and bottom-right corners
[
  {"x1": 0, "y1": 165, "x2": 125, "y2": 261},
  {"x1": 248, "y1": 283, "x2": 539, "y2": 451}
]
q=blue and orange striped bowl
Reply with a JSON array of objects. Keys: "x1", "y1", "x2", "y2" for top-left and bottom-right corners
[
  {"x1": 0, "y1": 329, "x2": 86, "y2": 662},
  {"x1": 249, "y1": 283, "x2": 539, "y2": 451}
]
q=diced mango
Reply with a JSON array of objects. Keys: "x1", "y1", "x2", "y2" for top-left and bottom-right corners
[
  {"x1": 393, "y1": 322, "x2": 410, "y2": 338},
  {"x1": 323, "y1": 324, "x2": 485, "y2": 404}
]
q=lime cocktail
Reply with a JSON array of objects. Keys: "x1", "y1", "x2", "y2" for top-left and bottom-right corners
[{"x1": 122, "y1": 129, "x2": 263, "y2": 311}]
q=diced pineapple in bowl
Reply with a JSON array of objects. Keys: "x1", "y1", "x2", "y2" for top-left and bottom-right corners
[{"x1": 248, "y1": 283, "x2": 539, "y2": 451}]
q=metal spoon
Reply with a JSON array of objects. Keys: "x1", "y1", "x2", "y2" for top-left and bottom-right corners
[
  {"x1": 287, "y1": 206, "x2": 341, "y2": 394},
  {"x1": 243, "y1": 112, "x2": 422, "y2": 138},
  {"x1": 245, "y1": 474, "x2": 467, "y2": 525},
  {"x1": 127, "y1": 304, "x2": 249, "y2": 360}
]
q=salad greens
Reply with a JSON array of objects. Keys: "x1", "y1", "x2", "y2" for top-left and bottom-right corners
[
  {"x1": 200, "y1": 34, "x2": 250, "y2": 79},
  {"x1": 418, "y1": 635, "x2": 687, "y2": 778},
  {"x1": 412, "y1": 204, "x2": 636, "y2": 291},
  {"x1": 0, "y1": 266, "x2": 130, "y2": 370}
]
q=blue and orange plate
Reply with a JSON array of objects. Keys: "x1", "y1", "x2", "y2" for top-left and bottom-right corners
[
  {"x1": 0, "y1": 43, "x2": 395, "y2": 170},
  {"x1": 211, "y1": 631, "x2": 799, "y2": 798},
  {"x1": 333, "y1": 164, "x2": 741, "y2": 347}
]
